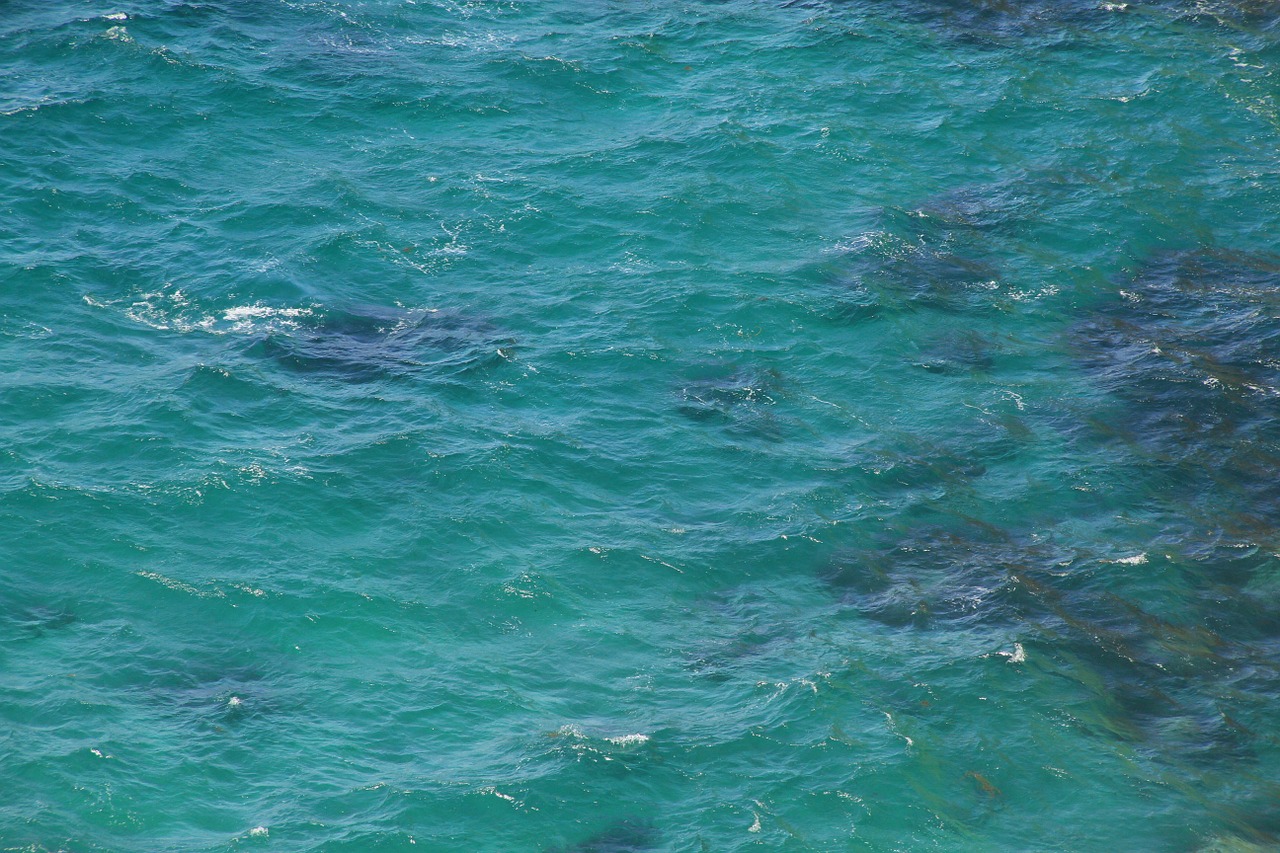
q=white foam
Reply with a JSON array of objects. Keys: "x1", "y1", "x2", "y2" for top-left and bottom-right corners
[
  {"x1": 124, "y1": 287, "x2": 201, "y2": 331},
  {"x1": 1008, "y1": 283, "x2": 1059, "y2": 301},
  {"x1": 830, "y1": 230, "x2": 889, "y2": 254},
  {"x1": 605, "y1": 733, "x2": 649, "y2": 747},
  {"x1": 1000, "y1": 390, "x2": 1027, "y2": 410},
  {"x1": 222, "y1": 304, "x2": 313, "y2": 334},
  {"x1": 136, "y1": 570, "x2": 224, "y2": 598},
  {"x1": 639, "y1": 554, "x2": 684, "y2": 574},
  {"x1": 0, "y1": 320, "x2": 52, "y2": 339},
  {"x1": 248, "y1": 826, "x2": 268, "y2": 838},
  {"x1": 107, "y1": 286, "x2": 315, "y2": 336},
  {"x1": 998, "y1": 643, "x2": 1027, "y2": 663},
  {"x1": 1110, "y1": 553, "x2": 1148, "y2": 565},
  {"x1": 222, "y1": 305, "x2": 311, "y2": 323}
]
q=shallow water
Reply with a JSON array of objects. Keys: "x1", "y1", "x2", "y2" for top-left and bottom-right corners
[{"x1": 4, "y1": 1, "x2": 1280, "y2": 850}]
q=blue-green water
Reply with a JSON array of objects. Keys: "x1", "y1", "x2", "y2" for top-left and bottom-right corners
[{"x1": 4, "y1": 0, "x2": 1280, "y2": 849}]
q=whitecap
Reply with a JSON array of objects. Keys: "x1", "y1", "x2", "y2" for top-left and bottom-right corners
[
  {"x1": 135, "y1": 570, "x2": 223, "y2": 598},
  {"x1": 222, "y1": 304, "x2": 312, "y2": 324},
  {"x1": 996, "y1": 643, "x2": 1027, "y2": 663}
]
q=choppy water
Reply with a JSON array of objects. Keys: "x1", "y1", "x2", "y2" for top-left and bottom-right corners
[{"x1": 4, "y1": 1, "x2": 1280, "y2": 850}]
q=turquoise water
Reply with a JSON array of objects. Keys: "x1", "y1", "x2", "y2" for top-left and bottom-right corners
[{"x1": 4, "y1": 0, "x2": 1280, "y2": 849}]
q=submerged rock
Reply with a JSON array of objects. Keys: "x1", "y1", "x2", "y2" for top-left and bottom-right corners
[
  {"x1": 789, "y1": 0, "x2": 1116, "y2": 44},
  {"x1": 10, "y1": 605, "x2": 77, "y2": 638},
  {"x1": 676, "y1": 363, "x2": 788, "y2": 441},
  {"x1": 548, "y1": 819, "x2": 659, "y2": 853},
  {"x1": 819, "y1": 506, "x2": 1280, "y2": 779},
  {"x1": 830, "y1": 226, "x2": 1002, "y2": 315},
  {"x1": 1072, "y1": 247, "x2": 1280, "y2": 534},
  {"x1": 820, "y1": 519, "x2": 1028, "y2": 630},
  {"x1": 911, "y1": 329, "x2": 1001, "y2": 374},
  {"x1": 252, "y1": 305, "x2": 514, "y2": 382},
  {"x1": 796, "y1": 0, "x2": 1280, "y2": 44},
  {"x1": 826, "y1": 173, "x2": 1074, "y2": 316}
]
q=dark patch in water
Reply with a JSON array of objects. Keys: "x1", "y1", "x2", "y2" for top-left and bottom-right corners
[
  {"x1": 897, "y1": 0, "x2": 1110, "y2": 43},
  {"x1": 10, "y1": 605, "x2": 77, "y2": 638},
  {"x1": 1077, "y1": 249, "x2": 1280, "y2": 402},
  {"x1": 251, "y1": 305, "x2": 514, "y2": 382},
  {"x1": 881, "y1": 248, "x2": 1002, "y2": 311},
  {"x1": 827, "y1": 171, "x2": 1096, "y2": 319},
  {"x1": 795, "y1": 0, "x2": 1280, "y2": 45},
  {"x1": 1072, "y1": 247, "x2": 1280, "y2": 535},
  {"x1": 686, "y1": 628, "x2": 790, "y2": 682},
  {"x1": 825, "y1": 177, "x2": 1057, "y2": 316},
  {"x1": 789, "y1": 0, "x2": 1115, "y2": 45},
  {"x1": 676, "y1": 363, "x2": 787, "y2": 441},
  {"x1": 846, "y1": 429, "x2": 1011, "y2": 504},
  {"x1": 820, "y1": 509, "x2": 1280, "y2": 776},
  {"x1": 547, "y1": 819, "x2": 659, "y2": 853},
  {"x1": 911, "y1": 180, "x2": 1050, "y2": 234},
  {"x1": 821, "y1": 520, "x2": 1028, "y2": 630},
  {"x1": 912, "y1": 329, "x2": 1000, "y2": 374},
  {"x1": 832, "y1": 229, "x2": 1001, "y2": 315},
  {"x1": 682, "y1": 586, "x2": 802, "y2": 681},
  {"x1": 118, "y1": 654, "x2": 280, "y2": 733},
  {"x1": 1174, "y1": 0, "x2": 1280, "y2": 31}
]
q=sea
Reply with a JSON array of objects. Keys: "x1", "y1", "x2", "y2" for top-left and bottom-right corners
[{"x1": 3, "y1": 0, "x2": 1280, "y2": 850}]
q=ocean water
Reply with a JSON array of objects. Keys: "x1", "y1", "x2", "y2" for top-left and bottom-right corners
[{"x1": 4, "y1": 0, "x2": 1280, "y2": 850}]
